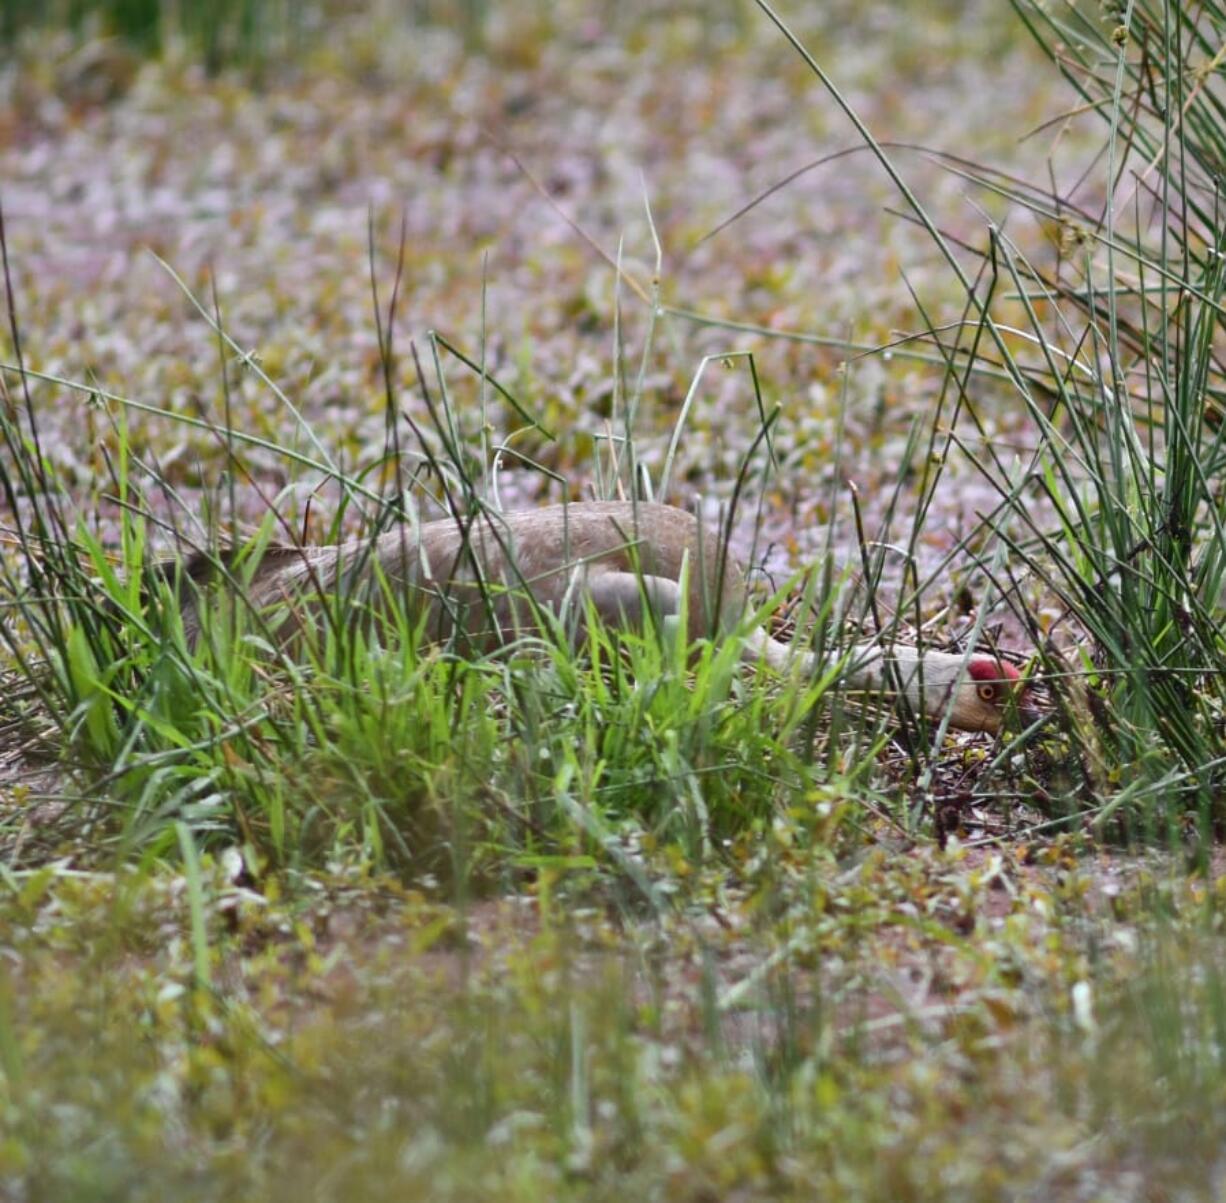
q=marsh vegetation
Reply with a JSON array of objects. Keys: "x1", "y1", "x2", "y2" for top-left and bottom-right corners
[{"x1": 1, "y1": 1, "x2": 1225, "y2": 1198}]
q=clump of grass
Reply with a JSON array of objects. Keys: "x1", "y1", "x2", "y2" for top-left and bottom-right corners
[
  {"x1": 740, "y1": 0, "x2": 1226, "y2": 838},
  {"x1": 989, "y1": 0, "x2": 1226, "y2": 836},
  {"x1": 0, "y1": 216, "x2": 874, "y2": 890}
]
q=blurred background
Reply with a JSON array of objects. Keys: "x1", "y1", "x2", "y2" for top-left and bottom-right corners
[{"x1": 0, "y1": 0, "x2": 1072, "y2": 582}]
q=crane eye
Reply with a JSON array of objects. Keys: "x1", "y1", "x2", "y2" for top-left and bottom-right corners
[{"x1": 977, "y1": 683, "x2": 997, "y2": 703}]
